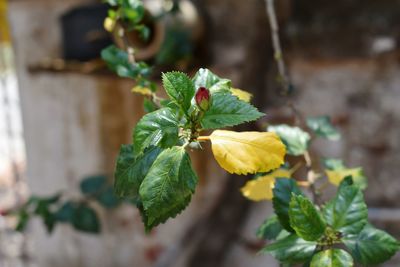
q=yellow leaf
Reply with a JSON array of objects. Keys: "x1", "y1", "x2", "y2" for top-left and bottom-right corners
[
  {"x1": 132, "y1": 86, "x2": 153, "y2": 97},
  {"x1": 208, "y1": 130, "x2": 286, "y2": 175},
  {"x1": 326, "y1": 168, "x2": 363, "y2": 186},
  {"x1": 231, "y1": 88, "x2": 253, "y2": 102},
  {"x1": 241, "y1": 169, "x2": 291, "y2": 201},
  {"x1": 104, "y1": 17, "x2": 116, "y2": 32}
]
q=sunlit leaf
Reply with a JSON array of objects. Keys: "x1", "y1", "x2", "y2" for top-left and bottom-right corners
[
  {"x1": 192, "y1": 68, "x2": 231, "y2": 93},
  {"x1": 231, "y1": 88, "x2": 253, "y2": 102},
  {"x1": 268, "y1": 125, "x2": 311, "y2": 156},
  {"x1": 306, "y1": 116, "x2": 341, "y2": 140},
  {"x1": 343, "y1": 224, "x2": 400, "y2": 265},
  {"x1": 289, "y1": 194, "x2": 326, "y2": 241},
  {"x1": 310, "y1": 249, "x2": 353, "y2": 267},
  {"x1": 241, "y1": 169, "x2": 291, "y2": 201},
  {"x1": 322, "y1": 179, "x2": 367, "y2": 235},
  {"x1": 208, "y1": 130, "x2": 286, "y2": 175},
  {"x1": 162, "y1": 71, "x2": 195, "y2": 111},
  {"x1": 260, "y1": 234, "x2": 316, "y2": 264}
]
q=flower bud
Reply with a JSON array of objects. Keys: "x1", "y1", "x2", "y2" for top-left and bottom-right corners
[{"x1": 195, "y1": 87, "x2": 211, "y2": 111}]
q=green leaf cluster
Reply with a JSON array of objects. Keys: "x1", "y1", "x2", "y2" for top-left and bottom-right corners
[
  {"x1": 260, "y1": 178, "x2": 400, "y2": 266},
  {"x1": 114, "y1": 69, "x2": 264, "y2": 231},
  {"x1": 15, "y1": 175, "x2": 126, "y2": 234}
]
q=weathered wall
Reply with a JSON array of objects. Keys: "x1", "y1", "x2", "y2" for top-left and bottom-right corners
[{"x1": 7, "y1": 0, "x2": 400, "y2": 266}]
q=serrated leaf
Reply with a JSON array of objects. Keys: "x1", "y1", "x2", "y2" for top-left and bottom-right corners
[
  {"x1": 289, "y1": 194, "x2": 326, "y2": 241},
  {"x1": 268, "y1": 125, "x2": 311, "y2": 156},
  {"x1": 343, "y1": 224, "x2": 400, "y2": 265},
  {"x1": 201, "y1": 92, "x2": 264, "y2": 129},
  {"x1": 272, "y1": 178, "x2": 303, "y2": 232},
  {"x1": 231, "y1": 88, "x2": 253, "y2": 102},
  {"x1": 208, "y1": 130, "x2": 286, "y2": 175},
  {"x1": 322, "y1": 181, "x2": 367, "y2": 235},
  {"x1": 310, "y1": 249, "x2": 353, "y2": 267},
  {"x1": 133, "y1": 108, "x2": 179, "y2": 154},
  {"x1": 139, "y1": 147, "x2": 198, "y2": 231},
  {"x1": 260, "y1": 234, "x2": 316, "y2": 264},
  {"x1": 257, "y1": 215, "x2": 284, "y2": 240},
  {"x1": 241, "y1": 169, "x2": 291, "y2": 201},
  {"x1": 114, "y1": 145, "x2": 162, "y2": 198},
  {"x1": 306, "y1": 116, "x2": 341, "y2": 140},
  {"x1": 162, "y1": 72, "x2": 195, "y2": 111},
  {"x1": 192, "y1": 68, "x2": 231, "y2": 93}
]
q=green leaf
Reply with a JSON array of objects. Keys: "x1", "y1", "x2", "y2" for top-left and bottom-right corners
[
  {"x1": 306, "y1": 116, "x2": 341, "y2": 140},
  {"x1": 272, "y1": 178, "x2": 303, "y2": 232},
  {"x1": 71, "y1": 204, "x2": 100, "y2": 233},
  {"x1": 114, "y1": 145, "x2": 162, "y2": 198},
  {"x1": 96, "y1": 187, "x2": 121, "y2": 209},
  {"x1": 120, "y1": 0, "x2": 145, "y2": 24},
  {"x1": 323, "y1": 158, "x2": 346, "y2": 171},
  {"x1": 257, "y1": 215, "x2": 283, "y2": 240},
  {"x1": 310, "y1": 249, "x2": 353, "y2": 267},
  {"x1": 16, "y1": 210, "x2": 30, "y2": 232},
  {"x1": 201, "y1": 92, "x2": 264, "y2": 129},
  {"x1": 162, "y1": 72, "x2": 195, "y2": 111},
  {"x1": 139, "y1": 146, "x2": 198, "y2": 231},
  {"x1": 101, "y1": 45, "x2": 151, "y2": 79},
  {"x1": 322, "y1": 181, "x2": 367, "y2": 235},
  {"x1": 80, "y1": 175, "x2": 107, "y2": 195},
  {"x1": 260, "y1": 234, "x2": 316, "y2": 264},
  {"x1": 133, "y1": 108, "x2": 179, "y2": 153},
  {"x1": 55, "y1": 201, "x2": 76, "y2": 222},
  {"x1": 143, "y1": 98, "x2": 158, "y2": 113},
  {"x1": 268, "y1": 125, "x2": 311, "y2": 156},
  {"x1": 289, "y1": 194, "x2": 326, "y2": 241},
  {"x1": 192, "y1": 68, "x2": 231, "y2": 93},
  {"x1": 343, "y1": 224, "x2": 400, "y2": 265}
]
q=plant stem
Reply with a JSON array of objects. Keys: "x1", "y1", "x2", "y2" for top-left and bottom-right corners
[{"x1": 197, "y1": 136, "x2": 210, "y2": 141}]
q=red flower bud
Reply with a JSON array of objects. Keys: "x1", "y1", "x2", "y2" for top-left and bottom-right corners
[{"x1": 195, "y1": 87, "x2": 211, "y2": 111}]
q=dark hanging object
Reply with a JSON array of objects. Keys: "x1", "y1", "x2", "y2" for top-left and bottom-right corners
[{"x1": 60, "y1": 3, "x2": 112, "y2": 61}]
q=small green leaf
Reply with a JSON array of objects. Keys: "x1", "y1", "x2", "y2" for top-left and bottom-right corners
[
  {"x1": 343, "y1": 224, "x2": 400, "y2": 265},
  {"x1": 101, "y1": 45, "x2": 151, "y2": 79},
  {"x1": 162, "y1": 72, "x2": 195, "y2": 111},
  {"x1": 260, "y1": 234, "x2": 316, "y2": 264},
  {"x1": 310, "y1": 249, "x2": 353, "y2": 267},
  {"x1": 268, "y1": 125, "x2": 311, "y2": 156},
  {"x1": 80, "y1": 175, "x2": 107, "y2": 195},
  {"x1": 272, "y1": 178, "x2": 303, "y2": 232},
  {"x1": 55, "y1": 201, "x2": 76, "y2": 222},
  {"x1": 322, "y1": 181, "x2": 367, "y2": 235},
  {"x1": 192, "y1": 68, "x2": 231, "y2": 93},
  {"x1": 71, "y1": 204, "x2": 100, "y2": 233},
  {"x1": 289, "y1": 194, "x2": 326, "y2": 241},
  {"x1": 306, "y1": 116, "x2": 341, "y2": 140},
  {"x1": 133, "y1": 108, "x2": 179, "y2": 153},
  {"x1": 256, "y1": 215, "x2": 283, "y2": 240},
  {"x1": 139, "y1": 146, "x2": 198, "y2": 231},
  {"x1": 114, "y1": 145, "x2": 162, "y2": 198},
  {"x1": 96, "y1": 187, "x2": 121, "y2": 209},
  {"x1": 323, "y1": 158, "x2": 346, "y2": 171},
  {"x1": 16, "y1": 210, "x2": 30, "y2": 232},
  {"x1": 201, "y1": 92, "x2": 264, "y2": 129}
]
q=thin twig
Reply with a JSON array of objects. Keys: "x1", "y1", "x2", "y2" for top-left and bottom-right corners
[{"x1": 265, "y1": 0, "x2": 321, "y2": 203}]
